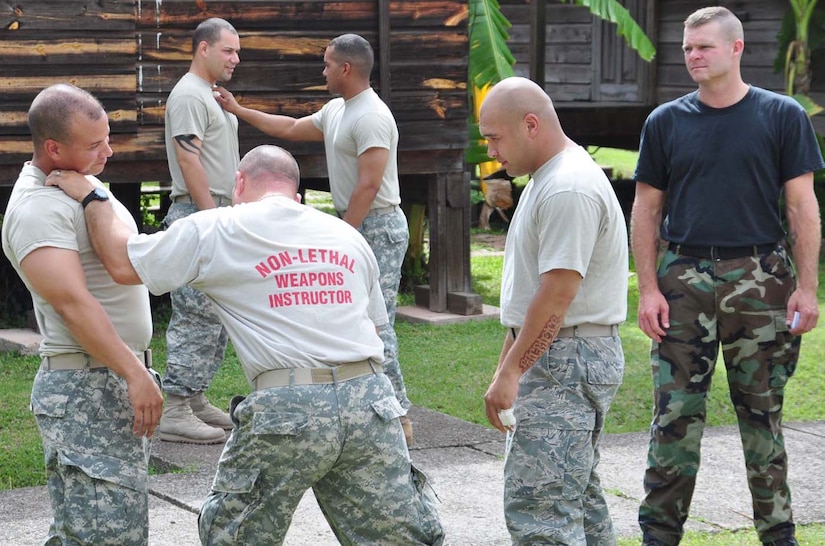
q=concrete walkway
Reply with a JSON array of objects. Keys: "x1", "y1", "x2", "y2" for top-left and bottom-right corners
[{"x1": 1, "y1": 405, "x2": 823, "y2": 545}]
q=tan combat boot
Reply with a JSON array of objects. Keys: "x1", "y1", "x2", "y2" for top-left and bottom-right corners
[
  {"x1": 190, "y1": 392, "x2": 233, "y2": 430},
  {"x1": 157, "y1": 394, "x2": 226, "y2": 444}
]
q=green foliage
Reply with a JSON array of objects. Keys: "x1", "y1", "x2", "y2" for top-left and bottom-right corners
[
  {"x1": 401, "y1": 203, "x2": 429, "y2": 290},
  {"x1": 467, "y1": 0, "x2": 516, "y2": 91},
  {"x1": 465, "y1": 0, "x2": 656, "y2": 165},
  {"x1": 465, "y1": 0, "x2": 516, "y2": 165},
  {"x1": 4, "y1": 262, "x2": 825, "y2": 492},
  {"x1": 774, "y1": 7, "x2": 825, "y2": 72},
  {"x1": 561, "y1": 0, "x2": 656, "y2": 62},
  {"x1": 588, "y1": 146, "x2": 640, "y2": 179}
]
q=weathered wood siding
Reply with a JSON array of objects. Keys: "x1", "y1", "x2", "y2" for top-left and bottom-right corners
[
  {"x1": 0, "y1": 0, "x2": 474, "y2": 313},
  {"x1": 0, "y1": 0, "x2": 469, "y2": 183},
  {"x1": 497, "y1": 0, "x2": 796, "y2": 149},
  {"x1": 500, "y1": 1, "x2": 595, "y2": 102},
  {"x1": 0, "y1": 0, "x2": 139, "y2": 173}
]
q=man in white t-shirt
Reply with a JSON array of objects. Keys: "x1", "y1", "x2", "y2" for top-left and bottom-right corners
[
  {"x1": 480, "y1": 77, "x2": 628, "y2": 545},
  {"x1": 2, "y1": 84, "x2": 163, "y2": 545},
  {"x1": 48, "y1": 144, "x2": 444, "y2": 545},
  {"x1": 213, "y1": 33, "x2": 415, "y2": 444},
  {"x1": 159, "y1": 17, "x2": 242, "y2": 444}
]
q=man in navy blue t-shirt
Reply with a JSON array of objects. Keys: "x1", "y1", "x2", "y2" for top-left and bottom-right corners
[{"x1": 630, "y1": 6, "x2": 822, "y2": 546}]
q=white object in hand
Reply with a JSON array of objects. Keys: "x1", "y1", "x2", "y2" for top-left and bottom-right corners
[
  {"x1": 498, "y1": 407, "x2": 516, "y2": 428},
  {"x1": 791, "y1": 311, "x2": 801, "y2": 329}
]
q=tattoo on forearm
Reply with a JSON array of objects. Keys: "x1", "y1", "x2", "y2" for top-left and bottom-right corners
[
  {"x1": 175, "y1": 135, "x2": 201, "y2": 155},
  {"x1": 518, "y1": 314, "x2": 562, "y2": 373}
]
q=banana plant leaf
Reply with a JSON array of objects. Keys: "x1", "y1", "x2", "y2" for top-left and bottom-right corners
[
  {"x1": 562, "y1": 0, "x2": 655, "y2": 62},
  {"x1": 466, "y1": 0, "x2": 657, "y2": 165}
]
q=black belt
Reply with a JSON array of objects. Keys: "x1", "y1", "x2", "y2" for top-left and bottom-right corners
[{"x1": 668, "y1": 242, "x2": 778, "y2": 260}]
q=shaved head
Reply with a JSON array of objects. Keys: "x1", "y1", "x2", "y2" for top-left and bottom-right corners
[
  {"x1": 481, "y1": 77, "x2": 560, "y2": 129},
  {"x1": 478, "y1": 77, "x2": 569, "y2": 176},
  {"x1": 239, "y1": 145, "x2": 300, "y2": 192}
]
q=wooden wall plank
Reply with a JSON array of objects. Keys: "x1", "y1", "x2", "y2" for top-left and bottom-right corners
[
  {"x1": 0, "y1": 35, "x2": 137, "y2": 65},
  {"x1": 1, "y1": 0, "x2": 135, "y2": 31},
  {"x1": 137, "y1": 89, "x2": 466, "y2": 125},
  {"x1": 1, "y1": 0, "x2": 468, "y2": 179},
  {"x1": 136, "y1": 0, "x2": 466, "y2": 30}
]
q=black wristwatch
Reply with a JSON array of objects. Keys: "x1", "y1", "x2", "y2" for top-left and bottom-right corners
[{"x1": 81, "y1": 187, "x2": 110, "y2": 209}]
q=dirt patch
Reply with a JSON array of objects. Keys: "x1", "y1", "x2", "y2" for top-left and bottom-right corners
[{"x1": 472, "y1": 232, "x2": 507, "y2": 254}]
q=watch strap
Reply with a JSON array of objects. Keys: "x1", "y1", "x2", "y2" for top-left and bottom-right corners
[{"x1": 81, "y1": 188, "x2": 108, "y2": 209}]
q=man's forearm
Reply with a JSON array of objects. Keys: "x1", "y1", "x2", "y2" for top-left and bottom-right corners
[
  {"x1": 500, "y1": 270, "x2": 580, "y2": 376},
  {"x1": 178, "y1": 157, "x2": 215, "y2": 210},
  {"x1": 235, "y1": 106, "x2": 295, "y2": 139},
  {"x1": 630, "y1": 191, "x2": 663, "y2": 294},
  {"x1": 788, "y1": 198, "x2": 822, "y2": 293},
  {"x1": 631, "y1": 219, "x2": 660, "y2": 294}
]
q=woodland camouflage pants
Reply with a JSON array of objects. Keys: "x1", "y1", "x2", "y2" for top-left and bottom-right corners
[{"x1": 639, "y1": 245, "x2": 800, "y2": 545}]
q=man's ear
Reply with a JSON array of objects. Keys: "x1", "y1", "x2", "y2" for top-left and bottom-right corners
[
  {"x1": 524, "y1": 113, "x2": 539, "y2": 138},
  {"x1": 44, "y1": 138, "x2": 61, "y2": 161},
  {"x1": 232, "y1": 171, "x2": 245, "y2": 202}
]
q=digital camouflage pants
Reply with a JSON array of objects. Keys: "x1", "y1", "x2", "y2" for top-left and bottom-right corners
[
  {"x1": 162, "y1": 202, "x2": 229, "y2": 397},
  {"x1": 358, "y1": 207, "x2": 411, "y2": 409},
  {"x1": 32, "y1": 367, "x2": 151, "y2": 545},
  {"x1": 639, "y1": 246, "x2": 800, "y2": 545},
  {"x1": 505, "y1": 335, "x2": 624, "y2": 545},
  {"x1": 198, "y1": 372, "x2": 443, "y2": 545}
]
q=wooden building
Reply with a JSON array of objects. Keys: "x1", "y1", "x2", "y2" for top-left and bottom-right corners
[
  {"x1": 0, "y1": 0, "x2": 813, "y2": 317},
  {"x1": 0, "y1": 0, "x2": 475, "y2": 314},
  {"x1": 500, "y1": 0, "x2": 797, "y2": 149}
]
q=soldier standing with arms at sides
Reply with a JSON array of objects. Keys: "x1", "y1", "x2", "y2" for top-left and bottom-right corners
[
  {"x1": 631, "y1": 7, "x2": 822, "y2": 546},
  {"x1": 214, "y1": 33, "x2": 415, "y2": 444},
  {"x1": 481, "y1": 76, "x2": 628, "y2": 545},
  {"x1": 2, "y1": 83, "x2": 163, "y2": 545},
  {"x1": 158, "y1": 17, "x2": 241, "y2": 444}
]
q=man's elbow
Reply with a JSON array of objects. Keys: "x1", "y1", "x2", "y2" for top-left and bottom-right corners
[{"x1": 101, "y1": 258, "x2": 141, "y2": 285}]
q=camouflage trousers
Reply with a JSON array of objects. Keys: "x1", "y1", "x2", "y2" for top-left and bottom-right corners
[
  {"x1": 162, "y1": 203, "x2": 229, "y2": 396},
  {"x1": 32, "y1": 366, "x2": 151, "y2": 546},
  {"x1": 504, "y1": 335, "x2": 624, "y2": 545},
  {"x1": 198, "y1": 372, "x2": 444, "y2": 545},
  {"x1": 358, "y1": 207, "x2": 411, "y2": 409},
  {"x1": 639, "y1": 246, "x2": 799, "y2": 545}
]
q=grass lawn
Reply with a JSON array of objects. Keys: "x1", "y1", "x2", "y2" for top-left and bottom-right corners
[{"x1": 2, "y1": 179, "x2": 824, "y2": 544}]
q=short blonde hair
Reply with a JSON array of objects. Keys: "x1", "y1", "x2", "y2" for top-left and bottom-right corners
[{"x1": 684, "y1": 6, "x2": 743, "y2": 42}]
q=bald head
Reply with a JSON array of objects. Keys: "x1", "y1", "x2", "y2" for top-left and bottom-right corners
[
  {"x1": 238, "y1": 145, "x2": 300, "y2": 192},
  {"x1": 233, "y1": 145, "x2": 302, "y2": 205},
  {"x1": 479, "y1": 77, "x2": 569, "y2": 176},
  {"x1": 481, "y1": 77, "x2": 558, "y2": 128}
]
